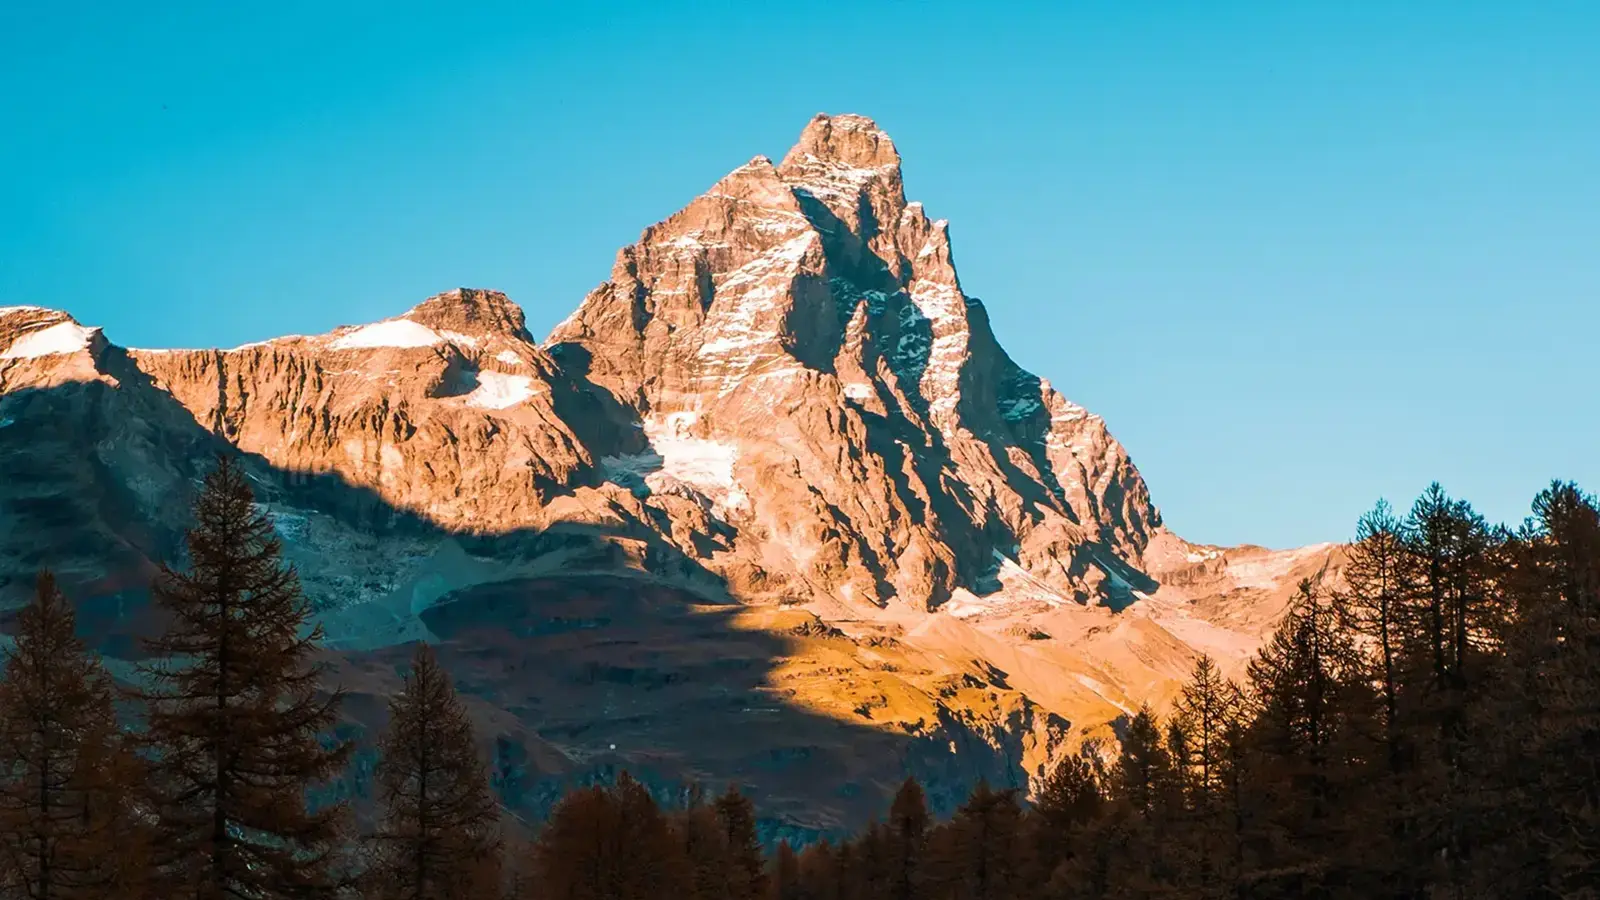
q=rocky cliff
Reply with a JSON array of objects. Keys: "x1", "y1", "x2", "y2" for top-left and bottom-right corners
[{"x1": 0, "y1": 114, "x2": 1339, "y2": 837}]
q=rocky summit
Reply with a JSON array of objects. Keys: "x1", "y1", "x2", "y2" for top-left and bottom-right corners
[{"x1": 0, "y1": 114, "x2": 1337, "y2": 839}]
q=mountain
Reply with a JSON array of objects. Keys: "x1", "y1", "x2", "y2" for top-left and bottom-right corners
[{"x1": 0, "y1": 114, "x2": 1338, "y2": 838}]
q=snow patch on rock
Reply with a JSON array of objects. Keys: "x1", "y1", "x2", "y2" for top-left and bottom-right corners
[
  {"x1": 463, "y1": 372, "x2": 538, "y2": 410},
  {"x1": 1225, "y1": 543, "x2": 1338, "y2": 590},
  {"x1": 330, "y1": 320, "x2": 442, "y2": 350},
  {"x1": 643, "y1": 412, "x2": 747, "y2": 511},
  {"x1": 603, "y1": 412, "x2": 748, "y2": 515},
  {"x1": 1, "y1": 321, "x2": 96, "y2": 358},
  {"x1": 495, "y1": 350, "x2": 523, "y2": 366},
  {"x1": 0, "y1": 306, "x2": 52, "y2": 318},
  {"x1": 942, "y1": 551, "x2": 1071, "y2": 618}
]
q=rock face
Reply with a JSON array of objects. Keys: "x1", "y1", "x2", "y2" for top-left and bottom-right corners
[{"x1": 0, "y1": 116, "x2": 1339, "y2": 838}]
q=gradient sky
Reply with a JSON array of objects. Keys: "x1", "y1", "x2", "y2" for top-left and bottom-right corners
[{"x1": 3, "y1": 1, "x2": 1596, "y2": 549}]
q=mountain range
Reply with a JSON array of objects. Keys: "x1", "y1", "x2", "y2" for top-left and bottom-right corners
[{"x1": 0, "y1": 113, "x2": 1338, "y2": 839}]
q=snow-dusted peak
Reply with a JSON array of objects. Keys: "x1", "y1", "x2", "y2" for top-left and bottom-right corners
[
  {"x1": 0, "y1": 308, "x2": 104, "y2": 361},
  {"x1": 776, "y1": 113, "x2": 911, "y2": 261},
  {"x1": 314, "y1": 289, "x2": 534, "y2": 353},
  {"x1": 0, "y1": 305, "x2": 63, "y2": 319},
  {"x1": 402, "y1": 288, "x2": 530, "y2": 343},
  {"x1": 0, "y1": 320, "x2": 101, "y2": 359},
  {"x1": 779, "y1": 113, "x2": 900, "y2": 172}
]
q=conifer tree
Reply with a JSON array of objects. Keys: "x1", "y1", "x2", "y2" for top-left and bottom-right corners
[
  {"x1": 137, "y1": 455, "x2": 352, "y2": 899},
  {"x1": 794, "y1": 840, "x2": 841, "y2": 900},
  {"x1": 922, "y1": 782, "x2": 1028, "y2": 900},
  {"x1": 1339, "y1": 500, "x2": 1428, "y2": 898},
  {"x1": 1026, "y1": 751, "x2": 1102, "y2": 887},
  {"x1": 1171, "y1": 656, "x2": 1243, "y2": 896},
  {"x1": 367, "y1": 642, "x2": 502, "y2": 900},
  {"x1": 1342, "y1": 501, "x2": 1410, "y2": 770},
  {"x1": 1488, "y1": 482, "x2": 1600, "y2": 894},
  {"x1": 0, "y1": 571, "x2": 152, "y2": 900},
  {"x1": 1101, "y1": 707, "x2": 1186, "y2": 895},
  {"x1": 1240, "y1": 577, "x2": 1373, "y2": 893},
  {"x1": 1108, "y1": 706, "x2": 1176, "y2": 819},
  {"x1": 532, "y1": 772, "x2": 688, "y2": 900},
  {"x1": 883, "y1": 777, "x2": 930, "y2": 900},
  {"x1": 1172, "y1": 655, "x2": 1241, "y2": 798},
  {"x1": 678, "y1": 786, "x2": 731, "y2": 900},
  {"x1": 850, "y1": 823, "x2": 891, "y2": 900},
  {"x1": 715, "y1": 786, "x2": 767, "y2": 900},
  {"x1": 1397, "y1": 485, "x2": 1501, "y2": 895},
  {"x1": 767, "y1": 840, "x2": 801, "y2": 900}
]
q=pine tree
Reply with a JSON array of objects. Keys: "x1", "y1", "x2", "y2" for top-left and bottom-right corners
[
  {"x1": 0, "y1": 571, "x2": 152, "y2": 899},
  {"x1": 367, "y1": 643, "x2": 502, "y2": 900},
  {"x1": 850, "y1": 823, "x2": 891, "y2": 900},
  {"x1": 1108, "y1": 707, "x2": 1176, "y2": 820},
  {"x1": 137, "y1": 455, "x2": 352, "y2": 899}
]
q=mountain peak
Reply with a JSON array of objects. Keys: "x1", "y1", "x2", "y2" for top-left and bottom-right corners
[
  {"x1": 0, "y1": 306, "x2": 103, "y2": 361},
  {"x1": 780, "y1": 113, "x2": 900, "y2": 173},
  {"x1": 776, "y1": 113, "x2": 908, "y2": 239},
  {"x1": 402, "y1": 288, "x2": 530, "y2": 342}
]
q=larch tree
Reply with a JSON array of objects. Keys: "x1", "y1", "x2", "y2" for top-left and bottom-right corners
[
  {"x1": 0, "y1": 571, "x2": 151, "y2": 900},
  {"x1": 884, "y1": 777, "x2": 931, "y2": 900},
  {"x1": 766, "y1": 840, "x2": 801, "y2": 900},
  {"x1": 532, "y1": 772, "x2": 689, "y2": 900},
  {"x1": 137, "y1": 455, "x2": 352, "y2": 899},
  {"x1": 714, "y1": 786, "x2": 767, "y2": 900},
  {"x1": 1240, "y1": 577, "x2": 1374, "y2": 894},
  {"x1": 368, "y1": 642, "x2": 502, "y2": 900},
  {"x1": 1027, "y1": 751, "x2": 1102, "y2": 887},
  {"x1": 1173, "y1": 655, "x2": 1242, "y2": 799},
  {"x1": 1172, "y1": 655, "x2": 1244, "y2": 895},
  {"x1": 1489, "y1": 482, "x2": 1600, "y2": 895},
  {"x1": 678, "y1": 786, "x2": 730, "y2": 900},
  {"x1": 922, "y1": 782, "x2": 1029, "y2": 900},
  {"x1": 1397, "y1": 485, "x2": 1502, "y2": 897}
]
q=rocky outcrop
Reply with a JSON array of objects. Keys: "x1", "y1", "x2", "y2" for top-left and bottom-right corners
[{"x1": 0, "y1": 116, "x2": 1339, "y2": 837}]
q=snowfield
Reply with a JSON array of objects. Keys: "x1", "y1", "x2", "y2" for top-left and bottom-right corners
[
  {"x1": 463, "y1": 372, "x2": 539, "y2": 410},
  {"x1": 330, "y1": 319, "x2": 443, "y2": 350},
  {"x1": 1, "y1": 321, "x2": 96, "y2": 358}
]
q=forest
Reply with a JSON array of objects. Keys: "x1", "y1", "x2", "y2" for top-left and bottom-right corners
[{"x1": 0, "y1": 455, "x2": 1595, "y2": 899}]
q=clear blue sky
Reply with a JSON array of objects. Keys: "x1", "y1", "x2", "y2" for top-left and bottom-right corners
[{"x1": 3, "y1": 1, "x2": 1596, "y2": 549}]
